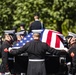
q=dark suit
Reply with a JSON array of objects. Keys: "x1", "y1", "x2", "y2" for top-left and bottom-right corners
[
  {"x1": 69, "y1": 43, "x2": 76, "y2": 75},
  {"x1": 1, "y1": 40, "x2": 14, "y2": 73},
  {"x1": 20, "y1": 30, "x2": 27, "y2": 36},
  {"x1": 10, "y1": 39, "x2": 64, "y2": 75},
  {"x1": 28, "y1": 20, "x2": 44, "y2": 33}
]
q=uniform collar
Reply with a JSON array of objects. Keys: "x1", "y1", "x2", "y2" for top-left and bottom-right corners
[{"x1": 35, "y1": 19, "x2": 39, "y2": 21}]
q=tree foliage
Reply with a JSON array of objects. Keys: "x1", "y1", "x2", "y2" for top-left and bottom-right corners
[{"x1": 0, "y1": 0, "x2": 76, "y2": 36}]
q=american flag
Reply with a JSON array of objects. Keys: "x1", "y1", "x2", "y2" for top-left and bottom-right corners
[{"x1": 13, "y1": 29, "x2": 65, "y2": 49}]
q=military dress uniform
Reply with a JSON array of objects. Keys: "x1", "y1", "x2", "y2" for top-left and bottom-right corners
[
  {"x1": 13, "y1": 31, "x2": 28, "y2": 74},
  {"x1": 69, "y1": 43, "x2": 76, "y2": 75},
  {"x1": 1, "y1": 40, "x2": 12, "y2": 73},
  {"x1": 20, "y1": 22, "x2": 27, "y2": 36},
  {"x1": 28, "y1": 20, "x2": 44, "y2": 33},
  {"x1": 28, "y1": 13, "x2": 45, "y2": 33},
  {"x1": 1, "y1": 30, "x2": 15, "y2": 74},
  {"x1": 9, "y1": 39, "x2": 65, "y2": 75}
]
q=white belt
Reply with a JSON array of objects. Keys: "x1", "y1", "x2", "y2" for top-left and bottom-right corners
[
  {"x1": 8, "y1": 58, "x2": 14, "y2": 60},
  {"x1": 29, "y1": 59, "x2": 45, "y2": 62}
]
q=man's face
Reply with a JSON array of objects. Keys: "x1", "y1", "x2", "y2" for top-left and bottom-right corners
[
  {"x1": 34, "y1": 16, "x2": 39, "y2": 19},
  {"x1": 5, "y1": 34, "x2": 11, "y2": 41},
  {"x1": 70, "y1": 37, "x2": 76, "y2": 45}
]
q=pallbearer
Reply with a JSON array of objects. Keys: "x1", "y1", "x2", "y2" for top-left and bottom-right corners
[
  {"x1": 1, "y1": 30, "x2": 15, "y2": 75},
  {"x1": 4, "y1": 30, "x2": 67, "y2": 75}
]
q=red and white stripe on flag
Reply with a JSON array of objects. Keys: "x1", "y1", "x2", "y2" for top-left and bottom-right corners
[{"x1": 42, "y1": 29, "x2": 64, "y2": 48}]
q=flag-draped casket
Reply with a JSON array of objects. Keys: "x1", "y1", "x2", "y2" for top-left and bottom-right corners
[
  {"x1": 11, "y1": 29, "x2": 65, "y2": 74},
  {"x1": 13, "y1": 29, "x2": 64, "y2": 48}
]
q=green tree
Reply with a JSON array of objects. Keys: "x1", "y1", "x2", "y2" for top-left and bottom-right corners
[{"x1": 0, "y1": 0, "x2": 76, "y2": 36}]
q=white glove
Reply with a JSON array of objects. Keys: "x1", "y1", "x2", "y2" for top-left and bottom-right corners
[
  {"x1": 56, "y1": 47, "x2": 68, "y2": 52},
  {"x1": 63, "y1": 47, "x2": 68, "y2": 52},
  {"x1": 8, "y1": 47, "x2": 12, "y2": 52}
]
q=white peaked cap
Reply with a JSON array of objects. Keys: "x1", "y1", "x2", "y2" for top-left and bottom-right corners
[
  {"x1": 15, "y1": 31, "x2": 25, "y2": 35},
  {"x1": 4, "y1": 30, "x2": 15, "y2": 34},
  {"x1": 32, "y1": 29, "x2": 43, "y2": 34},
  {"x1": 68, "y1": 32, "x2": 76, "y2": 38}
]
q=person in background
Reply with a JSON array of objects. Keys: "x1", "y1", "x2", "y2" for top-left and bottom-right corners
[
  {"x1": 64, "y1": 36, "x2": 73, "y2": 49},
  {"x1": 19, "y1": 31, "x2": 25, "y2": 39},
  {"x1": 64, "y1": 36, "x2": 73, "y2": 74},
  {"x1": 0, "y1": 32, "x2": 14, "y2": 75},
  {"x1": 12, "y1": 26, "x2": 18, "y2": 43},
  {"x1": 12, "y1": 26, "x2": 26, "y2": 45},
  {"x1": 13, "y1": 31, "x2": 24, "y2": 45},
  {"x1": 28, "y1": 12, "x2": 45, "y2": 33},
  {"x1": 20, "y1": 22, "x2": 27, "y2": 36},
  {"x1": 4, "y1": 30, "x2": 67, "y2": 75},
  {"x1": 12, "y1": 31, "x2": 27, "y2": 75},
  {"x1": 68, "y1": 37, "x2": 76, "y2": 75},
  {"x1": 12, "y1": 26, "x2": 17, "y2": 33}
]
